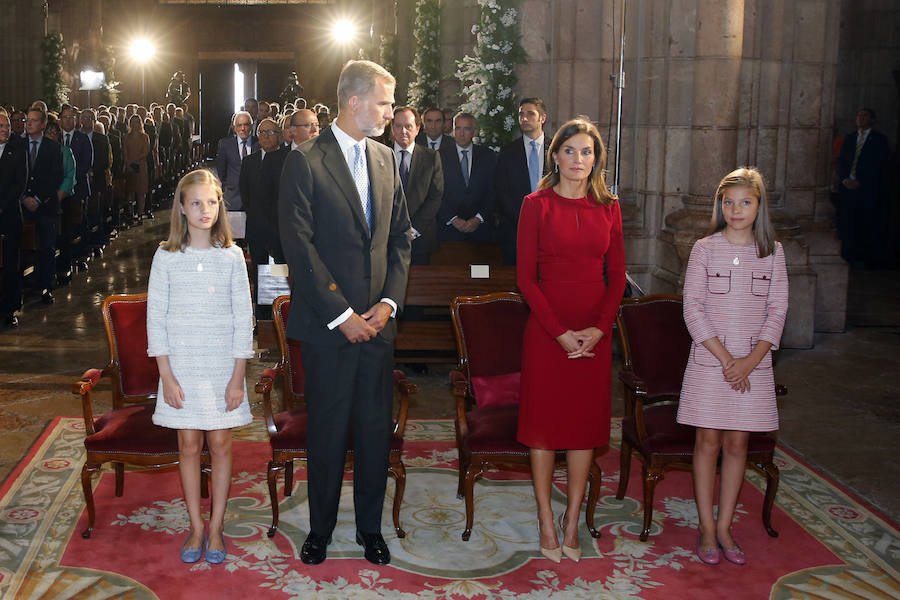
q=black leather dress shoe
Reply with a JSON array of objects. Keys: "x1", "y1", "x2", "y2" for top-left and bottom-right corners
[
  {"x1": 3, "y1": 315, "x2": 17, "y2": 329},
  {"x1": 300, "y1": 532, "x2": 331, "y2": 565},
  {"x1": 41, "y1": 290, "x2": 55, "y2": 304},
  {"x1": 356, "y1": 531, "x2": 390, "y2": 565}
]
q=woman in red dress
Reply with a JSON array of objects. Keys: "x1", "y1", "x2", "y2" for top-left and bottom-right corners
[{"x1": 516, "y1": 118, "x2": 626, "y2": 562}]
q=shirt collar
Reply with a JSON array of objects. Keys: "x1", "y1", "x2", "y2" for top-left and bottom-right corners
[
  {"x1": 394, "y1": 141, "x2": 415, "y2": 155},
  {"x1": 427, "y1": 135, "x2": 442, "y2": 144},
  {"x1": 523, "y1": 133, "x2": 544, "y2": 150},
  {"x1": 456, "y1": 143, "x2": 473, "y2": 154},
  {"x1": 331, "y1": 121, "x2": 363, "y2": 155}
]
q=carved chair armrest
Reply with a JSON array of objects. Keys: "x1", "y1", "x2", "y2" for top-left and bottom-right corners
[
  {"x1": 450, "y1": 369, "x2": 470, "y2": 438},
  {"x1": 72, "y1": 368, "x2": 104, "y2": 436},
  {"x1": 256, "y1": 365, "x2": 282, "y2": 437},
  {"x1": 392, "y1": 369, "x2": 416, "y2": 438},
  {"x1": 618, "y1": 369, "x2": 651, "y2": 440}
]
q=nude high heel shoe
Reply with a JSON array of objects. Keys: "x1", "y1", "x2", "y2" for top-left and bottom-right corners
[
  {"x1": 538, "y1": 516, "x2": 562, "y2": 563},
  {"x1": 559, "y1": 512, "x2": 582, "y2": 562}
]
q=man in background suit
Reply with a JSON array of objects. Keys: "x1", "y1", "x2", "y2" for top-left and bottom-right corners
[
  {"x1": 287, "y1": 109, "x2": 320, "y2": 149},
  {"x1": 279, "y1": 59, "x2": 410, "y2": 567},
  {"x1": 391, "y1": 106, "x2": 443, "y2": 265},
  {"x1": 81, "y1": 108, "x2": 112, "y2": 246},
  {"x1": 59, "y1": 105, "x2": 93, "y2": 268},
  {"x1": 0, "y1": 113, "x2": 27, "y2": 327},
  {"x1": 494, "y1": 97, "x2": 550, "y2": 264},
  {"x1": 216, "y1": 111, "x2": 258, "y2": 211},
  {"x1": 21, "y1": 107, "x2": 64, "y2": 304},
  {"x1": 437, "y1": 112, "x2": 497, "y2": 241},
  {"x1": 239, "y1": 117, "x2": 289, "y2": 319},
  {"x1": 837, "y1": 107, "x2": 890, "y2": 265},
  {"x1": 415, "y1": 107, "x2": 454, "y2": 151}
]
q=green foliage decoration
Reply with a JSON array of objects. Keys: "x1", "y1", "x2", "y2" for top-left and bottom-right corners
[
  {"x1": 455, "y1": 0, "x2": 527, "y2": 150},
  {"x1": 407, "y1": 0, "x2": 441, "y2": 111},
  {"x1": 40, "y1": 32, "x2": 69, "y2": 112},
  {"x1": 98, "y1": 45, "x2": 120, "y2": 106}
]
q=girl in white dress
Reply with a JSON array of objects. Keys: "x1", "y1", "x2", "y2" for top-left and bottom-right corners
[{"x1": 147, "y1": 169, "x2": 254, "y2": 565}]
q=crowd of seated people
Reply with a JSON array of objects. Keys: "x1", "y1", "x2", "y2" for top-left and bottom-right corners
[{"x1": 0, "y1": 99, "x2": 202, "y2": 328}]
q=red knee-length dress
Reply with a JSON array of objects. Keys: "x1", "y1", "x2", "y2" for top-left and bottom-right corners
[{"x1": 516, "y1": 188, "x2": 627, "y2": 450}]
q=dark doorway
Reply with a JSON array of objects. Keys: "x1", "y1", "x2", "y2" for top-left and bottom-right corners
[
  {"x1": 199, "y1": 60, "x2": 235, "y2": 147},
  {"x1": 257, "y1": 61, "x2": 294, "y2": 110}
]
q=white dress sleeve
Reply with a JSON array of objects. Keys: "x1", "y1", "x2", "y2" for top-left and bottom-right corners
[
  {"x1": 229, "y1": 245, "x2": 255, "y2": 359},
  {"x1": 147, "y1": 247, "x2": 171, "y2": 357}
]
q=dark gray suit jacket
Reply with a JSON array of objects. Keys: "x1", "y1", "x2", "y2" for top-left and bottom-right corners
[
  {"x1": 278, "y1": 127, "x2": 411, "y2": 345},
  {"x1": 216, "y1": 135, "x2": 258, "y2": 210},
  {"x1": 400, "y1": 144, "x2": 443, "y2": 255}
]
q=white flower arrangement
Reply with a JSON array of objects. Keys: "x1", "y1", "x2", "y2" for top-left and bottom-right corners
[{"x1": 455, "y1": 0, "x2": 526, "y2": 150}]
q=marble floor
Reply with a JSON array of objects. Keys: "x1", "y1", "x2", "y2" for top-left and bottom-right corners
[{"x1": 1, "y1": 211, "x2": 897, "y2": 523}]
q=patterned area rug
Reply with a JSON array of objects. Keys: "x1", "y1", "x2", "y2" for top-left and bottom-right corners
[{"x1": 0, "y1": 418, "x2": 897, "y2": 599}]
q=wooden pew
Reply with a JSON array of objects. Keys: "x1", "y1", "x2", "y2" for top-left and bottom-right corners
[{"x1": 397, "y1": 264, "x2": 518, "y2": 363}]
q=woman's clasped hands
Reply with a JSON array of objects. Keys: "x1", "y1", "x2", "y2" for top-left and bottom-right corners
[{"x1": 556, "y1": 327, "x2": 604, "y2": 359}]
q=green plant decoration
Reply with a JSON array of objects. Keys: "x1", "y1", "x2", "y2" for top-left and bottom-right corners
[
  {"x1": 407, "y1": 0, "x2": 441, "y2": 110},
  {"x1": 40, "y1": 32, "x2": 69, "y2": 112}
]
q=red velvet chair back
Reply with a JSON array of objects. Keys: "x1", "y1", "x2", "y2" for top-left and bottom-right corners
[
  {"x1": 450, "y1": 292, "x2": 530, "y2": 408},
  {"x1": 273, "y1": 295, "x2": 305, "y2": 399},
  {"x1": 103, "y1": 294, "x2": 159, "y2": 404},
  {"x1": 617, "y1": 295, "x2": 691, "y2": 398}
]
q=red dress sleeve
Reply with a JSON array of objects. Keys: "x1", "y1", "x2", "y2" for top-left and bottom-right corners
[
  {"x1": 595, "y1": 200, "x2": 627, "y2": 337},
  {"x1": 516, "y1": 194, "x2": 567, "y2": 339}
]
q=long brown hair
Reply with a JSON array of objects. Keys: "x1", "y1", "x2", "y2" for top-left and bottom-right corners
[
  {"x1": 538, "y1": 117, "x2": 616, "y2": 206},
  {"x1": 708, "y1": 166, "x2": 775, "y2": 258},
  {"x1": 161, "y1": 169, "x2": 233, "y2": 252}
]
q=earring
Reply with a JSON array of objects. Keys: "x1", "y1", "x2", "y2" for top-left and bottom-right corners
[{"x1": 554, "y1": 162, "x2": 559, "y2": 173}]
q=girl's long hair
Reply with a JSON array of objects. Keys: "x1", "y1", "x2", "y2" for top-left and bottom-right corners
[
  {"x1": 161, "y1": 169, "x2": 233, "y2": 252},
  {"x1": 537, "y1": 117, "x2": 616, "y2": 206},
  {"x1": 708, "y1": 166, "x2": 776, "y2": 258}
]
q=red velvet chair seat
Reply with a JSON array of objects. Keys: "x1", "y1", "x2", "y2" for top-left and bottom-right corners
[
  {"x1": 84, "y1": 404, "x2": 179, "y2": 455},
  {"x1": 270, "y1": 408, "x2": 403, "y2": 453},
  {"x1": 462, "y1": 405, "x2": 528, "y2": 455}
]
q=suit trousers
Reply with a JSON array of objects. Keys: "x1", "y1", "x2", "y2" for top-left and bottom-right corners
[
  {"x1": 0, "y1": 222, "x2": 22, "y2": 315},
  {"x1": 301, "y1": 335, "x2": 394, "y2": 536},
  {"x1": 24, "y1": 212, "x2": 57, "y2": 290}
]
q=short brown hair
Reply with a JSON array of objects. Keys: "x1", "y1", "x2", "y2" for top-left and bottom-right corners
[
  {"x1": 540, "y1": 117, "x2": 616, "y2": 206},
  {"x1": 393, "y1": 105, "x2": 421, "y2": 127},
  {"x1": 519, "y1": 97, "x2": 547, "y2": 117},
  {"x1": 162, "y1": 169, "x2": 233, "y2": 252}
]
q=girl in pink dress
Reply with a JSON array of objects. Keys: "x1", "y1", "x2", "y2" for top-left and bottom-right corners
[{"x1": 676, "y1": 167, "x2": 788, "y2": 566}]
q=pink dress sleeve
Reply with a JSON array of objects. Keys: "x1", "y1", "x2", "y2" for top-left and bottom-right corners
[
  {"x1": 595, "y1": 200, "x2": 627, "y2": 337},
  {"x1": 682, "y1": 238, "x2": 718, "y2": 344},
  {"x1": 516, "y1": 194, "x2": 567, "y2": 339},
  {"x1": 759, "y1": 242, "x2": 789, "y2": 349}
]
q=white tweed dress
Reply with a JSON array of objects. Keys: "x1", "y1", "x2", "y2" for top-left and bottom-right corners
[{"x1": 147, "y1": 244, "x2": 255, "y2": 430}]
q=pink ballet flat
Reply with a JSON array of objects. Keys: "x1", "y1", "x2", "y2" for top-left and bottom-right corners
[
  {"x1": 717, "y1": 539, "x2": 746, "y2": 565},
  {"x1": 696, "y1": 537, "x2": 720, "y2": 565}
]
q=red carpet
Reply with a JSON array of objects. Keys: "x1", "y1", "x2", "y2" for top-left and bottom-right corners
[{"x1": 1, "y1": 418, "x2": 897, "y2": 599}]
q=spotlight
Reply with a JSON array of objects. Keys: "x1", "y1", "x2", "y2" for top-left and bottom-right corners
[
  {"x1": 130, "y1": 39, "x2": 155, "y2": 62},
  {"x1": 332, "y1": 19, "x2": 355, "y2": 44}
]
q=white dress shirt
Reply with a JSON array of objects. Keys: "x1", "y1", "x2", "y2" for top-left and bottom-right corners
[
  {"x1": 325, "y1": 122, "x2": 398, "y2": 330},
  {"x1": 425, "y1": 135, "x2": 444, "y2": 150}
]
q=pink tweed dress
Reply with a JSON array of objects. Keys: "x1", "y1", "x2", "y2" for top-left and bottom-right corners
[{"x1": 676, "y1": 232, "x2": 789, "y2": 432}]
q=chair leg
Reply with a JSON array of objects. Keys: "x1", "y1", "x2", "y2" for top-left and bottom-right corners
[
  {"x1": 114, "y1": 462, "x2": 124, "y2": 497},
  {"x1": 757, "y1": 458, "x2": 780, "y2": 538},
  {"x1": 461, "y1": 462, "x2": 483, "y2": 542},
  {"x1": 616, "y1": 440, "x2": 633, "y2": 499},
  {"x1": 284, "y1": 460, "x2": 294, "y2": 497},
  {"x1": 389, "y1": 459, "x2": 407, "y2": 538},
  {"x1": 640, "y1": 465, "x2": 665, "y2": 542},
  {"x1": 457, "y1": 448, "x2": 471, "y2": 500},
  {"x1": 81, "y1": 463, "x2": 100, "y2": 539},
  {"x1": 267, "y1": 460, "x2": 283, "y2": 538},
  {"x1": 586, "y1": 459, "x2": 602, "y2": 539}
]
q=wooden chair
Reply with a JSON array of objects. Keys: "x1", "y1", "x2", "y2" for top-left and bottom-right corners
[
  {"x1": 72, "y1": 293, "x2": 209, "y2": 539},
  {"x1": 449, "y1": 292, "x2": 603, "y2": 542},
  {"x1": 614, "y1": 294, "x2": 784, "y2": 541},
  {"x1": 255, "y1": 295, "x2": 416, "y2": 538}
]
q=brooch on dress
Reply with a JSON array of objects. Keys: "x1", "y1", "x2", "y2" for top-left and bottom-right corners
[{"x1": 733, "y1": 256, "x2": 740, "y2": 266}]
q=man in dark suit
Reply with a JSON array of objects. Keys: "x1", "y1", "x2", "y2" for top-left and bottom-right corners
[
  {"x1": 21, "y1": 107, "x2": 64, "y2": 304},
  {"x1": 217, "y1": 111, "x2": 258, "y2": 211},
  {"x1": 59, "y1": 104, "x2": 93, "y2": 268},
  {"x1": 494, "y1": 97, "x2": 551, "y2": 264},
  {"x1": 837, "y1": 107, "x2": 890, "y2": 264},
  {"x1": 437, "y1": 112, "x2": 497, "y2": 241},
  {"x1": 0, "y1": 113, "x2": 28, "y2": 327},
  {"x1": 415, "y1": 107, "x2": 454, "y2": 151},
  {"x1": 390, "y1": 106, "x2": 443, "y2": 264},
  {"x1": 279, "y1": 60, "x2": 411, "y2": 567},
  {"x1": 239, "y1": 117, "x2": 289, "y2": 319},
  {"x1": 81, "y1": 109, "x2": 112, "y2": 245}
]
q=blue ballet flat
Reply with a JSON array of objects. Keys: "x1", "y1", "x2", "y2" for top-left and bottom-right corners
[
  {"x1": 205, "y1": 536, "x2": 227, "y2": 565},
  {"x1": 180, "y1": 534, "x2": 205, "y2": 564}
]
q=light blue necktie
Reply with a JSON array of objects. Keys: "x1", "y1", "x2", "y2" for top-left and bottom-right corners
[
  {"x1": 529, "y1": 140, "x2": 540, "y2": 192},
  {"x1": 352, "y1": 142, "x2": 372, "y2": 231}
]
